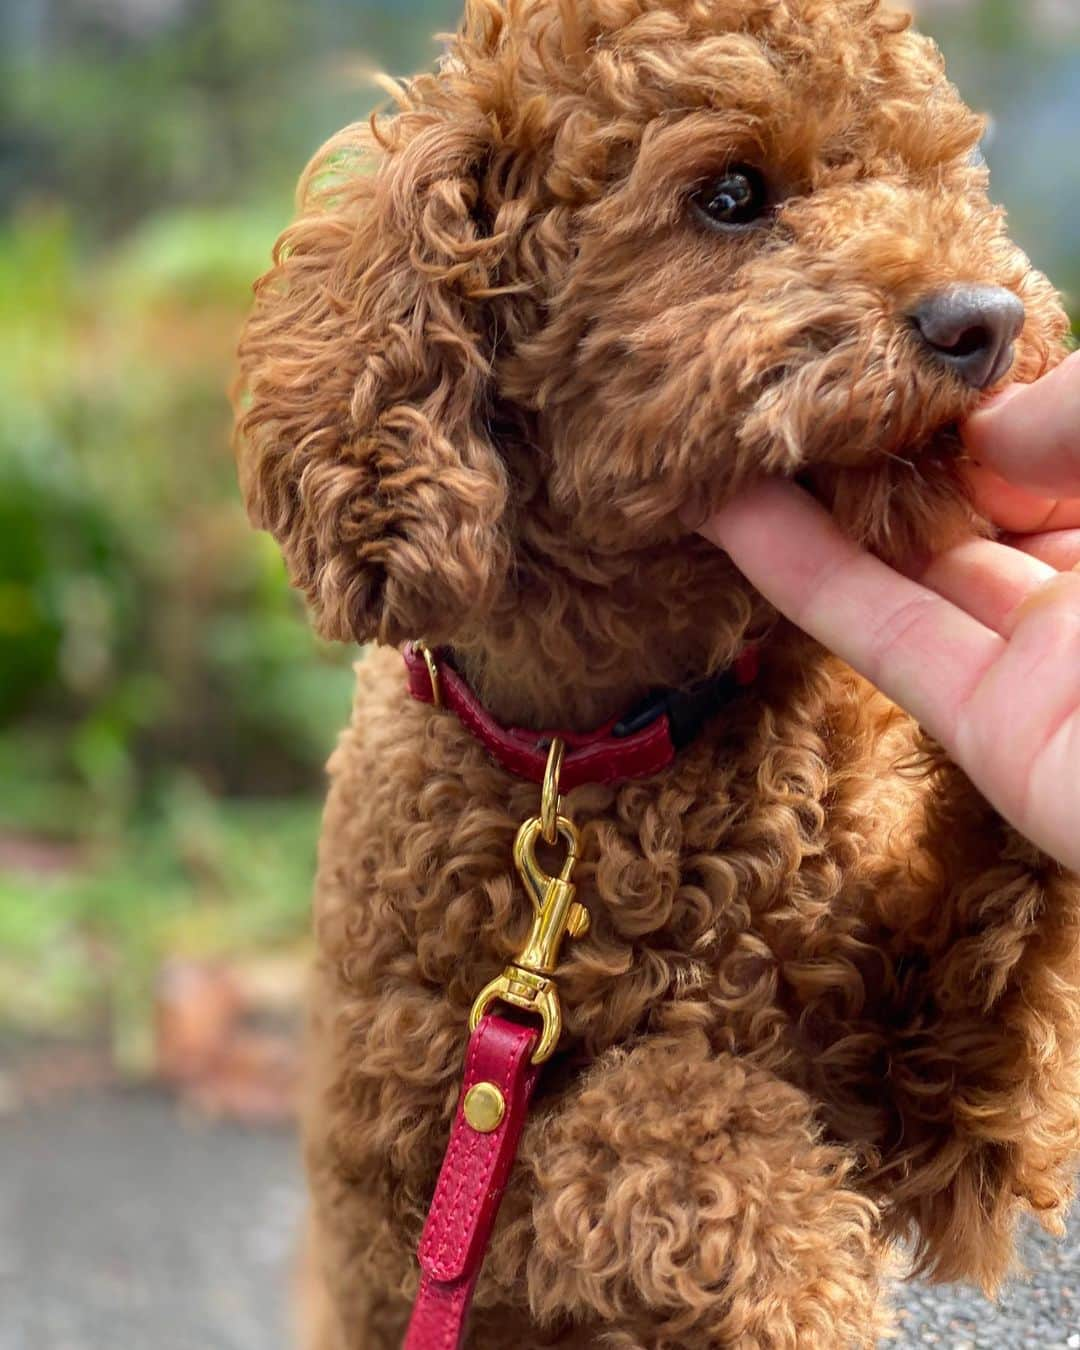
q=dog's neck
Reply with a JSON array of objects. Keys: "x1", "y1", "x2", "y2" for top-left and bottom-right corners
[{"x1": 450, "y1": 519, "x2": 770, "y2": 733}]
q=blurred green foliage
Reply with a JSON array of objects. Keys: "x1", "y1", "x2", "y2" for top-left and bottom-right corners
[
  {"x1": 0, "y1": 196, "x2": 359, "y2": 1037},
  {"x1": 0, "y1": 0, "x2": 456, "y2": 237},
  {"x1": 0, "y1": 203, "x2": 357, "y2": 828},
  {"x1": 0, "y1": 0, "x2": 410, "y2": 1037}
]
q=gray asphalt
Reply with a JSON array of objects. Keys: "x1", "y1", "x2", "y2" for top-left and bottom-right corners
[
  {"x1": 1, "y1": 1092, "x2": 1077, "y2": 1349},
  {"x1": 0, "y1": 1092, "x2": 303, "y2": 1350}
]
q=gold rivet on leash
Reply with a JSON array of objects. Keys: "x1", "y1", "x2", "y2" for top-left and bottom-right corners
[
  {"x1": 540, "y1": 737, "x2": 565, "y2": 845},
  {"x1": 463, "y1": 1082, "x2": 506, "y2": 1133}
]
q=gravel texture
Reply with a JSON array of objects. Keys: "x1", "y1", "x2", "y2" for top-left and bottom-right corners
[
  {"x1": 892, "y1": 1211, "x2": 1080, "y2": 1348},
  {"x1": 0, "y1": 1091, "x2": 303, "y2": 1350},
  {"x1": 0, "y1": 1090, "x2": 1077, "y2": 1348}
]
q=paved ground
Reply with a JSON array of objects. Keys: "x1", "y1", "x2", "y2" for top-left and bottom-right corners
[
  {"x1": 0, "y1": 1092, "x2": 303, "y2": 1350},
  {"x1": 1, "y1": 1091, "x2": 1078, "y2": 1349}
]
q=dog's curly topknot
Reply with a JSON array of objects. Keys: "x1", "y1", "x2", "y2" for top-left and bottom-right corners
[{"x1": 235, "y1": 2, "x2": 1080, "y2": 1346}]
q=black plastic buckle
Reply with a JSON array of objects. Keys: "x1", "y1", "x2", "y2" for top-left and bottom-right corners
[{"x1": 612, "y1": 668, "x2": 740, "y2": 750}]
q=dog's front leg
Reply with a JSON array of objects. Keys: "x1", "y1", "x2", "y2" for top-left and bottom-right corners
[
  {"x1": 504, "y1": 1031, "x2": 886, "y2": 1350},
  {"x1": 822, "y1": 748, "x2": 1080, "y2": 1292}
]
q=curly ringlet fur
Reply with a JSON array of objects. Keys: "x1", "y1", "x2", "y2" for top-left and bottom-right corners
[{"x1": 236, "y1": 1, "x2": 1080, "y2": 1346}]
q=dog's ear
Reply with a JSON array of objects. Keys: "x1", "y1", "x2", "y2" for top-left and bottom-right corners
[{"x1": 234, "y1": 112, "x2": 510, "y2": 647}]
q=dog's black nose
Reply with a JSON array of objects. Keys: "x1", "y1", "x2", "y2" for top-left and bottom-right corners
[{"x1": 910, "y1": 285, "x2": 1025, "y2": 390}]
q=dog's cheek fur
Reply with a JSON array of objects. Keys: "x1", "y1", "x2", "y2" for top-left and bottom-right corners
[{"x1": 234, "y1": 115, "x2": 512, "y2": 648}]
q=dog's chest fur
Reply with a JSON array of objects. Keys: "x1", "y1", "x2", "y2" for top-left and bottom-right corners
[{"x1": 310, "y1": 643, "x2": 909, "y2": 1198}]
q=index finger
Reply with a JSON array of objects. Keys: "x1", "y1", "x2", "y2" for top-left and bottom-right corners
[
  {"x1": 962, "y1": 350, "x2": 1080, "y2": 498},
  {"x1": 698, "y1": 480, "x2": 1003, "y2": 752}
]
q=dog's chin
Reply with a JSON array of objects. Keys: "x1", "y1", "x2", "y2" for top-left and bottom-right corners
[{"x1": 804, "y1": 427, "x2": 987, "y2": 567}]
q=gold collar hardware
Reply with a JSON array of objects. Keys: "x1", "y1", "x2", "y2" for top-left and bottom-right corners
[
  {"x1": 419, "y1": 643, "x2": 442, "y2": 708},
  {"x1": 539, "y1": 736, "x2": 564, "y2": 845},
  {"x1": 469, "y1": 739, "x2": 588, "y2": 1064}
]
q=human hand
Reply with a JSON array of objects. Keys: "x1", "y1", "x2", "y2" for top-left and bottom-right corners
[{"x1": 694, "y1": 352, "x2": 1080, "y2": 871}]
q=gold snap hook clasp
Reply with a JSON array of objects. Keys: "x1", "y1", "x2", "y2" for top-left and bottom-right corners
[
  {"x1": 468, "y1": 779, "x2": 589, "y2": 1064},
  {"x1": 511, "y1": 815, "x2": 584, "y2": 961}
]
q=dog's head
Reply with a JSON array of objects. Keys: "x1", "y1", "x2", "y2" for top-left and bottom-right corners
[{"x1": 236, "y1": 0, "x2": 1067, "y2": 667}]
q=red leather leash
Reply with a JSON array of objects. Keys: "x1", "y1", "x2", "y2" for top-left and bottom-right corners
[{"x1": 403, "y1": 1015, "x2": 540, "y2": 1350}]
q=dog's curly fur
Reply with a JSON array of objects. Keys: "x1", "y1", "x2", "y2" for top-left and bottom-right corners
[{"x1": 235, "y1": 1, "x2": 1080, "y2": 1345}]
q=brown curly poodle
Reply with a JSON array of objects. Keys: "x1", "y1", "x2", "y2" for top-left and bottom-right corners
[{"x1": 234, "y1": 0, "x2": 1080, "y2": 1345}]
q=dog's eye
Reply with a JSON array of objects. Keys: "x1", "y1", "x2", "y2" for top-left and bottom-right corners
[{"x1": 691, "y1": 167, "x2": 771, "y2": 229}]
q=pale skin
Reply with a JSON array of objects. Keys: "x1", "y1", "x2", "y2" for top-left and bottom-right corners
[{"x1": 696, "y1": 349, "x2": 1080, "y2": 873}]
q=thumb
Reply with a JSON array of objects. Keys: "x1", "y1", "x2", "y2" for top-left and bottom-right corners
[{"x1": 962, "y1": 350, "x2": 1080, "y2": 498}]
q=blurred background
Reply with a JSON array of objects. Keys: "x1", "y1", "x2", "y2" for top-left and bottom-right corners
[{"x1": 1, "y1": 1, "x2": 1080, "y2": 1347}]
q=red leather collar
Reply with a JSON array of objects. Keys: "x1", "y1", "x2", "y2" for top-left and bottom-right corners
[{"x1": 403, "y1": 643, "x2": 759, "y2": 790}]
